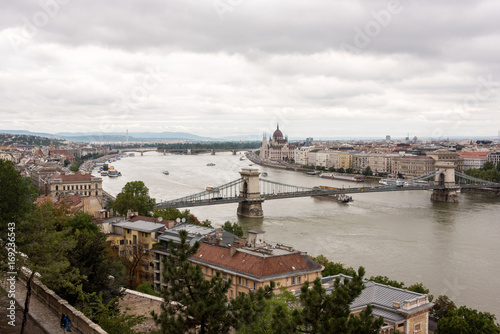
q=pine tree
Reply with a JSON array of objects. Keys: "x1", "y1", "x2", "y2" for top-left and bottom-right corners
[
  {"x1": 152, "y1": 229, "x2": 233, "y2": 333},
  {"x1": 280, "y1": 267, "x2": 384, "y2": 333}
]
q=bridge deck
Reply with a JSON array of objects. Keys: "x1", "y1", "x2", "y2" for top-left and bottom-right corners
[{"x1": 155, "y1": 183, "x2": 500, "y2": 209}]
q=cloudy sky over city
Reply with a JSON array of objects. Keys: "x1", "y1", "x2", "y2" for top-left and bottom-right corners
[{"x1": 1, "y1": 0, "x2": 499, "y2": 139}]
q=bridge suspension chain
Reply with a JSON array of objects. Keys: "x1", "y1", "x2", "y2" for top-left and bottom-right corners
[
  {"x1": 404, "y1": 169, "x2": 443, "y2": 182},
  {"x1": 455, "y1": 171, "x2": 500, "y2": 185},
  {"x1": 259, "y1": 178, "x2": 314, "y2": 195}
]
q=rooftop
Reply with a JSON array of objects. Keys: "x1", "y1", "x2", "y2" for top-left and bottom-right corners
[
  {"x1": 114, "y1": 220, "x2": 166, "y2": 233},
  {"x1": 190, "y1": 243, "x2": 322, "y2": 281}
]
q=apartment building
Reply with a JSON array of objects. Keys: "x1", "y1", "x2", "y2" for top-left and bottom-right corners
[{"x1": 152, "y1": 227, "x2": 323, "y2": 300}]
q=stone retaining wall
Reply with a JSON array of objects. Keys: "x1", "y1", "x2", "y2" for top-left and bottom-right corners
[{"x1": 23, "y1": 276, "x2": 107, "y2": 334}]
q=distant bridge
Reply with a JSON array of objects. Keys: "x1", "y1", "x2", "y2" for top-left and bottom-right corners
[
  {"x1": 155, "y1": 166, "x2": 500, "y2": 218},
  {"x1": 121, "y1": 148, "x2": 158, "y2": 156},
  {"x1": 121, "y1": 148, "x2": 248, "y2": 156}
]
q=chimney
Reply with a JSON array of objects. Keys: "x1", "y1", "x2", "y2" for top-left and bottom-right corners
[
  {"x1": 216, "y1": 238, "x2": 221, "y2": 246},
  {"x1": 393, "y1": 301, "x2": 401, "y2": 308},
  {"x1": 238, "y1": 237, "x2": 247, "y2": 248},
  {"x1": 205, "y1": 234, "x2": 212, "y2": 243},
  {"x1": 229, "y1": 245, "x2": 237, "y2": 257}
]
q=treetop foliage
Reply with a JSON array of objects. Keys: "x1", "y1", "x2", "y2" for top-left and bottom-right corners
[
  {"x1": 222, "y1": 221, "x2": 244, "y2": 237},
  {"x1": 112, "y1": 180, "x2": 156, "y2": 216}
]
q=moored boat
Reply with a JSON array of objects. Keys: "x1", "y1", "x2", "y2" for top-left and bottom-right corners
[
  {"x1": 319, "y1": 172, "x2": 364, "y2": 182},
  {"x1": 163, "y1": 171, "x2": 169, "y2": 175}
]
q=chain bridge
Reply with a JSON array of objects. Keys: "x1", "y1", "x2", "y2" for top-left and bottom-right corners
[{"x1": 155, "y1": 167, "x2": 500, "y2": 218}]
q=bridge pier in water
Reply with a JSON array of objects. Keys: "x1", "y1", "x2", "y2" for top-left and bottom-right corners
[
  {"x1": 431, "y1": 162, "x2": 459, "y2": 203},
  {"x1": 237, "y1": 169, "x2": 264, "y2": 218}
]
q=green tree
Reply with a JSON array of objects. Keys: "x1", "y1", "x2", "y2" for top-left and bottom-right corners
[
  {"x1": 287, "y1": 267, "x2": 384, "y2": 333},
  {"x1": 322, "y1": 261, "x2": 357, "y2": 277},
  {"x1": 222, "y1": 221, "x2": 244, "y2": 237},
  {"x1": 483, "y1": 161, "x2": 495, "y2": 170},
  {"x1": 78, "y1": 292, "x2": 146, "y2": 334},
  {"x1": 338, "y1": 167, "x2": 345, "y2": 173},
  {"x1": 435, "y1": 306, "x2": 500, "y2": 334},
  {"x1": 407, "y1": 282, "x2": 433, "y2": 302},
  {"x1": 431, "y1": 295, "x2": 456, "y2": 320},
  {"x1": 113, "y1": 181, "x2": 156, "y2": 216},
  {"x1": 368, "y1": 275, "x2": 405, "y2": 289},
  {"x1": 15, "y1": 202, "x2": 80, "y2": 334},
  {"x1": 0, "y1": 160, "x2": 39, "y2": 235},
  {"x1": 363, "y1": 166, "x2": 373, "y2": 176},
  {"x1": 63, "y1": 214, "x2": 124, "y2": 305},
  {"x1": 136, "y1": 282, "x2": 160, "y2": 297},
  {"x1": 230, "y1": 282, "x2": 276, "y2": 333},
  {"x1": 152, "y1": 229, "x2": 233, "y2": 333}
]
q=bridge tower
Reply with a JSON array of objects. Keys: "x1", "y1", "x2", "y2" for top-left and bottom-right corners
[
  {"x1": 431, "y1": 162, "x2": 459, "y2": 202},
  {"x1": 237, "y1": 169, "x2": 264, "y2": 218}
]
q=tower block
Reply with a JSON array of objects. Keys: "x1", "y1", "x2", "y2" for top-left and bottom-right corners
[{"x1": 237, "y1": 169, "x2": 264, "y2": 218}]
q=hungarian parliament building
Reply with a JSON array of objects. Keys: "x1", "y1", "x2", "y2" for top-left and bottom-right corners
[{"x1": 259, "y1": 125, "x2": 304, "y2": 162}]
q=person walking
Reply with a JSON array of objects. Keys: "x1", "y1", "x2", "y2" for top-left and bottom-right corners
[{"x1": 60, "y1": 314, "x2": 71, "y2": 332}]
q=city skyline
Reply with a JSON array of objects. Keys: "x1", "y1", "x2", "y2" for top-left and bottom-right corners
[{"x1": 1, "y1": 1, "x2": 499, "y2": 138}]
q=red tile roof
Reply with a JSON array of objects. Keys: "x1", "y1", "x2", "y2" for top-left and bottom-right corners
[
  {"x1": 191, "y1": 243, "x2": 322, "y2": 279},
  {"x1": 49, "y1": 172, "x2": 96, "y2": 182}
]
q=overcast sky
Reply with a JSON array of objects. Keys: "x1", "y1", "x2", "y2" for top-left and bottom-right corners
[{"x1": 1, "y1": 0, "x2": 499, "y2": 139}]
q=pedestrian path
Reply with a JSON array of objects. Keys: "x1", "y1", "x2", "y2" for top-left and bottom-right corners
[{"x1": 1, "y1": 278, "x2": 67, "y2": 334}]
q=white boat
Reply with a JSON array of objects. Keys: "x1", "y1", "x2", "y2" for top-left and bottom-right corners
[
  {"x1": 206, "y1": 163, "x2": 216, "y2": 166},
  {"x1": 261, "y1": 172, "x2": 268, "y2": 177},
  {"x1": 100, "y1": 171, "x2": 108, "y2": 176},
  {"x1": 379, "y1": 178, "x2": 404, "y2": 187},
  {"x1": 163, "y1": 171, "x2": 169, "y2": 175},
  {"x1": 240, "y1": 156, "x2": 246, "y2": 161},
  {"x1": 108, "y1": 170, "x2": 120, "y2": 177}
]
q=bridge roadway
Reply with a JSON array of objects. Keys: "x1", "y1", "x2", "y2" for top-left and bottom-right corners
[{"x1": 155, "y1": 183, "x2": 500, "y2": 209}]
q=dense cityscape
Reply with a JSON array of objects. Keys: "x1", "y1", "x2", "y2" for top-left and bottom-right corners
[
  {"x1": 1, "y1": 129, "x2": 500, "y2": 333},
  {"x1": 2, "y1": 1, "x2": 500, "y2": 332}
]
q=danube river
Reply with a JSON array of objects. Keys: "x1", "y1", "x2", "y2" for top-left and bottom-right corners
[{"x1": 97, "y1": 151, "x2": 500, "y2": 317}]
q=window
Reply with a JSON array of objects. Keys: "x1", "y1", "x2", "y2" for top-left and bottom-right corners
[
  {"x1": 292, "y1": 277, "x2": 295, "y2": 285},
  {"x1": 119, "y1": 240, "x2": 124, "y2": 245},
  {"x1": 120, "y1": 250, "x2": 125, "y2": 256},
  {"x1": 222, "y1": 273, "x2": 227, "y2": 281},
  {"x1": 414, "y1": 323, "x2": 421, "y2": 332},
  {"x1": 230, "y1": 290, "x2": 233, "y2": 299},
  {"x1": 245, "y1": 279, "x2": 248, "y2": 287},
  {"x1": 238, "y1": 277, "x2": 242, "y2": 285},
  {"x1": 206, "y1": 267, "x2": 209, "y2": 275},
  {"x1": 253, "y1": 282, "x2": 256, "y2": 290},
  {"x1": 298, "y1": 276, "x2": 301, "y2": 284},
  {"x1": 127, "y1": 229, "x2": 131, "y2": 234}
]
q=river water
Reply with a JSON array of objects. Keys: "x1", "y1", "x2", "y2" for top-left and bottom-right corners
[{"x1": 97, "y1": 151, "x2": 500, "y2": 317}]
